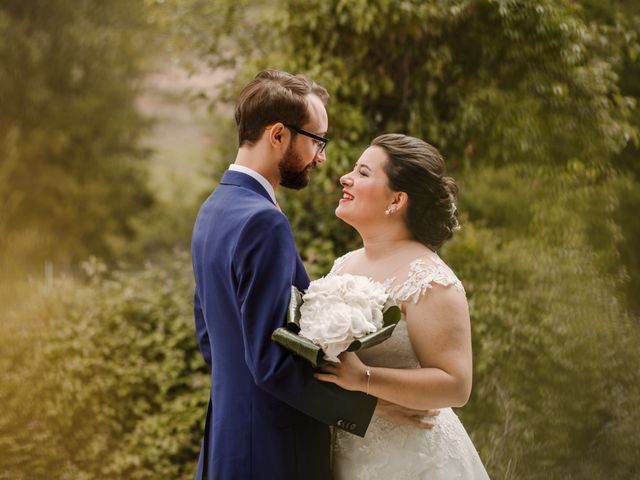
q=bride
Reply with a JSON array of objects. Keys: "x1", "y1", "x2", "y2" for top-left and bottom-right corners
[{"x1": 315, "y1": 134, "x2": 490, "y2": 479}]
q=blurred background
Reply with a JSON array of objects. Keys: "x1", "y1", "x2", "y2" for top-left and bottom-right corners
[{"x1": 1, "y1": 0, "x2": 639, "y2": 478}]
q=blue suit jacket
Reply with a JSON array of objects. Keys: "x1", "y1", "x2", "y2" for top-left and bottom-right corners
[{"x1": 191, "y1": 170, "x2": 377, "y2": 480}]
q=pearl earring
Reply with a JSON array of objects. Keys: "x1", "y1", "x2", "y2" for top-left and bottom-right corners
[{"x1": 385, "y1": 206, "x2": 396, "y2": 216}]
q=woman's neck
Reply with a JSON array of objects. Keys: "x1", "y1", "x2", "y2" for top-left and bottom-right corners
[{"x1": 360, "y1": 234, "x2": 415, "y2": 261}]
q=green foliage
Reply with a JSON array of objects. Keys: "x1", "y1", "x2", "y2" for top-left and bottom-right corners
[
  {"x1": 613, "y1": 175, "x2": 640, "y2": 314},
  {"x1": 0, "y1": 254, "x2": 208, "y2": 479},
  {"x1": 2, "y1": 0, "x2": 639, "y2": 478},
  {"x1": 446, "y1": 164, "x2": 640, "y2": 478},
  {"x1": 215, "y1": 0, "x2": 636, "y2": 166},
  {"x1": 0, "y1": 0, "x2": 154, "y2": 273}
]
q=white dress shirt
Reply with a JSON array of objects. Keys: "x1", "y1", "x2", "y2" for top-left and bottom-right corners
[{"x1": 228, "y1": 164, "x2": 277, "y2": 205}]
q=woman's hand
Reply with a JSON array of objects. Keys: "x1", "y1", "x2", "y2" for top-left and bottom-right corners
[
  {"x1": 314, "y1": 351, "x2": 368, "y2": 392},
  {"x1": 375, "y1": 399, "x2": 439, "y2": 429},
  {"x1": 314, "y1": 353, "x2": 439, "y2": 429}
]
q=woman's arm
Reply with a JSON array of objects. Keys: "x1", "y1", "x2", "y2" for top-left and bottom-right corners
[{"x1": 315, "y1": 284, "x2": 473, "y2": 410}]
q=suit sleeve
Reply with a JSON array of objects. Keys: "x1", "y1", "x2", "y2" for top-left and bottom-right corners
[
  {"x1": 194, "y1": 287, "x2": 212, "y2": 370},
  {"x1": 234, "y1": 209, "x2": 377, "y2": 437}
]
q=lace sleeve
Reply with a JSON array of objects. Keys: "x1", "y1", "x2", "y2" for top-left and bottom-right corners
[{"x1": 388, "y1": 256, "x2": 464, "y2": 304}]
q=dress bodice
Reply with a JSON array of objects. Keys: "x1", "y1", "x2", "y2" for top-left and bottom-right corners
[
  {"x1": 328, "y1": 249, "x2": 464, "y2": 369},
  {"x1": 329, "y1": 249, "x2": 464, "y2": 303}
]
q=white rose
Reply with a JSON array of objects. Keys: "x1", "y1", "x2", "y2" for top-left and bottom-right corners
[
  {"x1": 349, "y1": 308, "x2": 377, "y2": 337},
  {"x1": 297, "y1": 273, "x2": 390, "y2": 361}
]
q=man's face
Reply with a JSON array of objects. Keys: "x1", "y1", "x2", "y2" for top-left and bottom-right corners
[
  {"x1": 279, "y1": 143, "x2": 309, "y2": 190},
  {"x1": 279, "y1": 94, "x2": 328, "y2": 190}
]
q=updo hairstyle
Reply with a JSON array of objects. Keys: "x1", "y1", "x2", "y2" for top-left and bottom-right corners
[{"x1": 371, "y1": 133, "x2": 460, "y2": 250}]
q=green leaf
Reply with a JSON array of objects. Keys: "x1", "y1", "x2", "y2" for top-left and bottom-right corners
[{"x1": 271, "y1": 327, "x2": 326, "y2": 367}]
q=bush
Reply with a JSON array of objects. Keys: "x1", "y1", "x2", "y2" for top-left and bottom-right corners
[
  {"x1": 0, "y1": 253, "x2": 208, "y2": 480},
  {"x1": 444, "y1": 164, "x2": 640, "y2": 478}
]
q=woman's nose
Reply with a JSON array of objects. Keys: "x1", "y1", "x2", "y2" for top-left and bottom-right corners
[{"x1": 340, "y1": 174, "x2": 353, "y2": 187}]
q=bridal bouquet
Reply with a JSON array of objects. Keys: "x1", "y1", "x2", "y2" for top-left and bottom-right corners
[{"x1": 272, "y1": 275, "x2": 401, "y2": 366}]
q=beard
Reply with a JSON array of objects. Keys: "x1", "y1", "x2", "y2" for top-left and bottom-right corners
[{"x1": 279, "y1": 143, "x2": 313, "y2": 190}]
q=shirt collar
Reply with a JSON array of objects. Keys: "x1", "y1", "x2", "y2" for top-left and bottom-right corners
[{"x1": 228, "y1": 164, "x2": 277, "y2": 205}]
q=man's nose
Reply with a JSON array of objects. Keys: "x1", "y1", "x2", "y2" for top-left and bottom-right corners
[{"x1": 315, "y1": 149, "x2": 326, "y2": 164}]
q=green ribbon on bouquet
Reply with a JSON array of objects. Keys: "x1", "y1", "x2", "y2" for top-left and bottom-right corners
[{"x1": 271, "y1": 286, "x2": 402, "y2": 367}]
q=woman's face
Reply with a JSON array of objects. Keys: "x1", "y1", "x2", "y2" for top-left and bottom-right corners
[{"x1": 335, "y1": 146, "x2": 396, "y2": 226}]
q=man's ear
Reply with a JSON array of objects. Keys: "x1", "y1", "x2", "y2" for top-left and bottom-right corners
[{"x1": 267, "y1": 122, "x2": 289, "y2": 149}]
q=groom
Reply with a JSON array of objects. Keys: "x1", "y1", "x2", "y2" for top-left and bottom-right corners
[{"x1": 191, "y1": 70, "x2": 377, "y2": 479}]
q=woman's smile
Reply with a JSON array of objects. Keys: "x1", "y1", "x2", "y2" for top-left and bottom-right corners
[{"x1": 340, "y1": 189, "x2": 354, "y2": 203}]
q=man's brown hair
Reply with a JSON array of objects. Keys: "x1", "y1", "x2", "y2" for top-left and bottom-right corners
[{"x1": 235, "y1": 70, "x2": 329, "y2": 147}]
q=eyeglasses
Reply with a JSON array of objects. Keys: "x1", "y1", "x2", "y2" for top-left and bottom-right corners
[{"x1": 283, "y1": 124, "x2": 328, "y2": 155}]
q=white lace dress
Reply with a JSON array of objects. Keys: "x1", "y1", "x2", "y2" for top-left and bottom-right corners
[{"x1": 329, "y1": 252, "x2": 490, "y2": 480}]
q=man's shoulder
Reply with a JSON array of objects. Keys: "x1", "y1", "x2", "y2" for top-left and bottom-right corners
[
  {"x1": 213, "y1": 181, "x2": 276, "y2": 208},
  {"x1": 240, "y1": 205, "x2": 290, "y2": 237},
  {"x1": 207, "y1": 186, "x2": 290, "y2": 234},
  {"x1": 232, "y1": 203, "x2": 297, "y2": 266},
  {"x1": 195, "y1": 185, "x2": 285, "y2": 237}
]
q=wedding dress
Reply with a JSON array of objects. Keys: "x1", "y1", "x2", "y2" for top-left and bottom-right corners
[{"x1": 329, "y1": 251, "x2": 490, "y2": 480}]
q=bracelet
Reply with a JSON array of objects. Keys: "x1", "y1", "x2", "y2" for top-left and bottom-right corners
[{"x1": 365, "y1": 366, "x2": 372, "y2": 395}]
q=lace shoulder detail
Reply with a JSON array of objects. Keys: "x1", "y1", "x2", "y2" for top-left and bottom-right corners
[
  {"x1": 388, "y1": 256, "x2": 464, "y2": 304},
  {"x1": 328, "y1": 250, "x2": 359, "y2": 276}
]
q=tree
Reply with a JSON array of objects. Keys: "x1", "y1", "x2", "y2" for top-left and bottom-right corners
[
  {"x1": 577, "y1": 0, "x2": 640, "y2": 314},
  {"x1": 0, "y1": 0, "x2": 154, "y2": 274}
]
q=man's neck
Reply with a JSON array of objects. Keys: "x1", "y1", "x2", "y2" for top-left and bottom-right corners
[{"x1": 234, "y1": 147, "x2": 280, "y2": 191}]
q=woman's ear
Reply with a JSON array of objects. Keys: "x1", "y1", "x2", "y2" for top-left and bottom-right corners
[{"x1": 393, "y1": 192, "x2": 409, "y2": 213}]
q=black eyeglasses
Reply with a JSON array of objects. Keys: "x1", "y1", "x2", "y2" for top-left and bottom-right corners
[{"x1": 284, "y1": 124, "x2": 328, "y2": 155}]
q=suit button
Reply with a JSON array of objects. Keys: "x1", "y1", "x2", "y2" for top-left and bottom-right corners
[{"x1": 337, "y1": 419, "x2": 356, "y2": 431}]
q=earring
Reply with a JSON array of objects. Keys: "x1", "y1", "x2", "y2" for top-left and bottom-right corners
[{"x1": 385, "y1": 206, "x2": 396, "y2": 216}]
